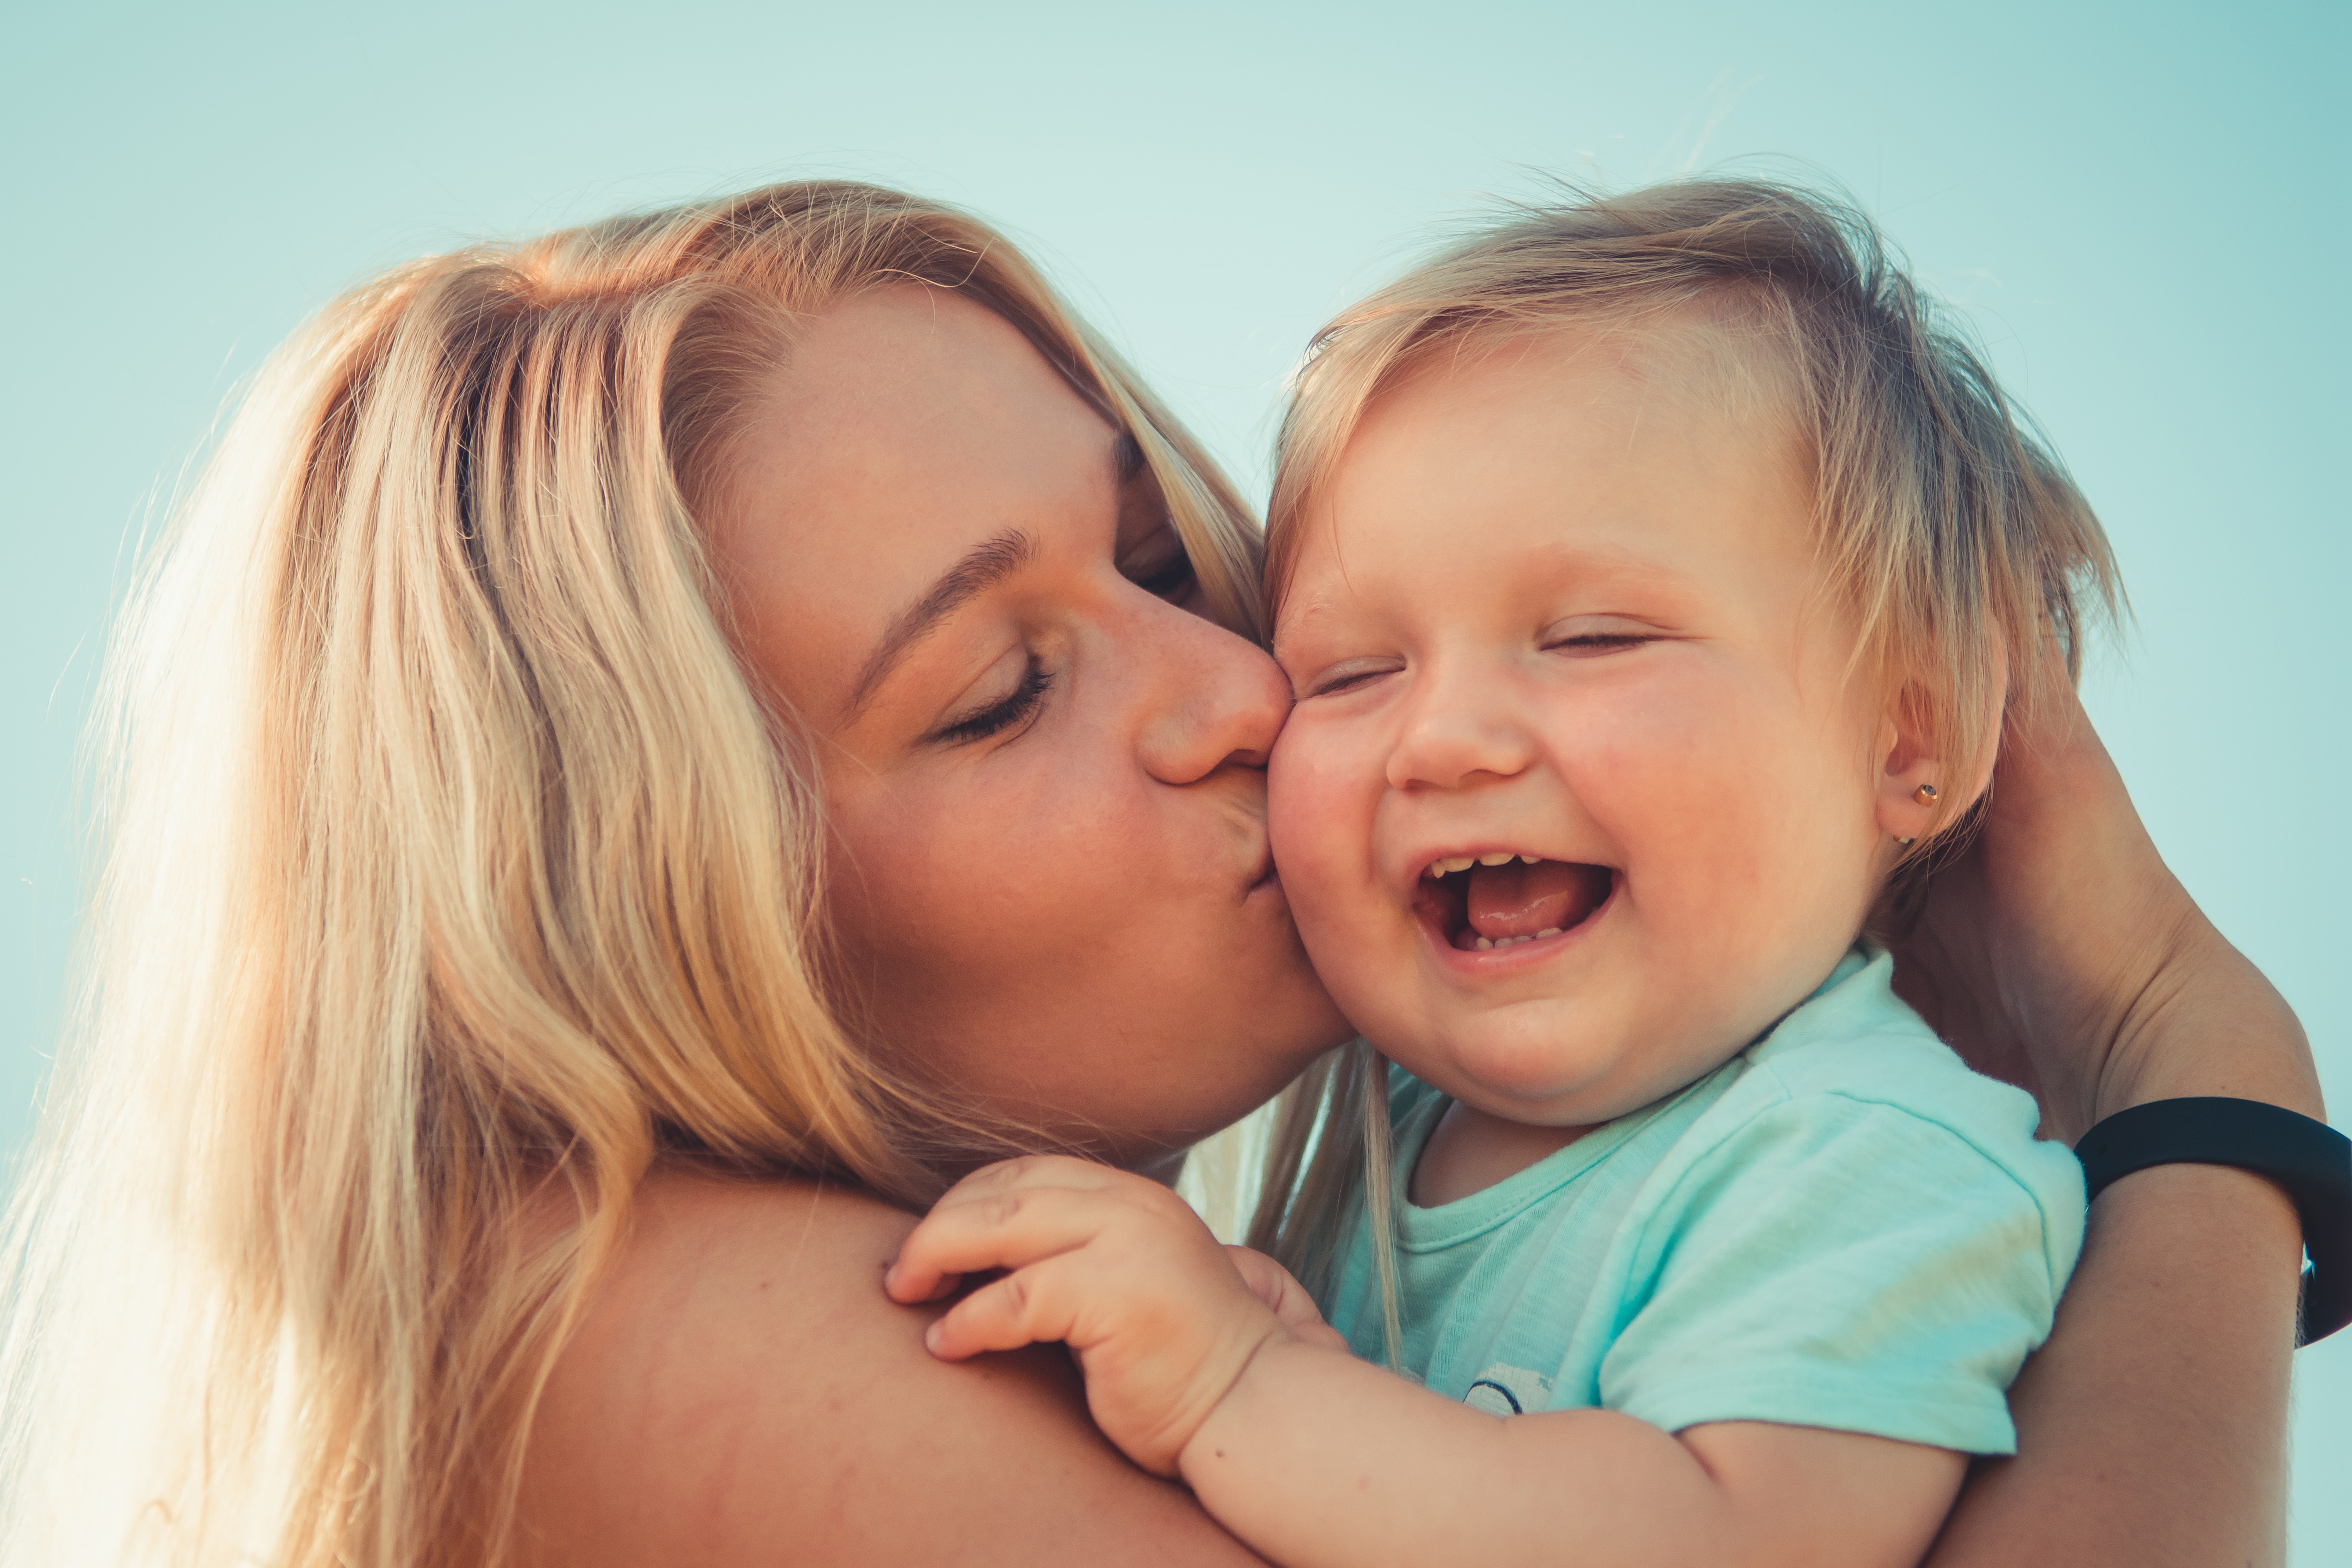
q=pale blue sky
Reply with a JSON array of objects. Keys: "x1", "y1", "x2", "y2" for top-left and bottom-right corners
[{"x1": 4, "y1": 1, "x2": 2345, "y2": 1553}]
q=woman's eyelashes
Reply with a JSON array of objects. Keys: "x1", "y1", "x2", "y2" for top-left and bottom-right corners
[
  {"x1": 921, "y1": 530, "x2": 1188, "y2": 751},
  {"x1": 930, "y1": 656, "x2": 1054, "y2": 746}
]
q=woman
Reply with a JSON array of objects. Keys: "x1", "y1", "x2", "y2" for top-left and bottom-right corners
[{"x1": 0, "y1": 181, "x2": 2319, "y2": 1568}]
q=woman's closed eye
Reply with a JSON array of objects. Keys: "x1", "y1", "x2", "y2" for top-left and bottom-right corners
[
  {"x1": 930, "y1": 654, "x2": 1054, "y2": 746},
  {"x1": 1128, "y1": 553, "x2": 1196, "y2": 600},
  {"x1": 1116, "y1": 522, "x2": 1199, "y2": 604}
]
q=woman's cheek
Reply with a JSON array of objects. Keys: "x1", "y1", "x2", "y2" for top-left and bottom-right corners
[{"x1": 831, "y1": 760, "x2": 1093, "y2": 980}]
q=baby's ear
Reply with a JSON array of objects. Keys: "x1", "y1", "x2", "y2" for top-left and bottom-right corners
[{"x1": 1871, "y1": 678, "x2": 1996, "y2": 846}]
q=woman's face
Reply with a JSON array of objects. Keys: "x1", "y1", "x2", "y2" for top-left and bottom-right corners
[{"x1": 710, "y1": 288, "x2": 1348, "y2": 1167}]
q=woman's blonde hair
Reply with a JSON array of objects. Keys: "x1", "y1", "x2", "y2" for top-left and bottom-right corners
[
  {"x1": 1247, "y1": 178, "x2": 2123, "y2": 1333},
  {"x1": 0, "y1": 180, "x2": 1263, "y2": 1568}
]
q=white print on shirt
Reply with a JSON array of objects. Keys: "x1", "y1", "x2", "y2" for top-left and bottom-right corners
[{"x1": 1463, "y1": 1363, "x2": 1554, "y2": 1417}]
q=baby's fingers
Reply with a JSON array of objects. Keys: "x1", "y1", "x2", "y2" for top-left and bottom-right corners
[
  {"x1": 884, "y1": 1184, "x2": 1103, "y2": 1305},
  {"x1": 1225, "y1": 1245, "x2": 1349, "y2": 1351},
  {"x1": 923, "y1": 1262, "x2": 1074, "y2": 1360}
]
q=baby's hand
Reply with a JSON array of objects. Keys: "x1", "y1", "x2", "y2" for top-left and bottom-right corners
[
  {"x1": 1222, "y1": 1242, "x2": 1350, "y2": 1353},
  {"x1": 884, "y1": 1155, "x2": 1341, "y2": 1475}
]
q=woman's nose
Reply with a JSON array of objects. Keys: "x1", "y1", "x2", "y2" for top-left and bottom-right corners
[
  {"x1": 1133, "y1": 603, "x2": 1293, "y2": 786},
  {"x1": 1385, "y1": 658, "x2": 1537, "y2": 792}
]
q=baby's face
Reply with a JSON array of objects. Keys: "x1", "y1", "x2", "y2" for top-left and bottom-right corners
[{"x1": 1269, "y1": 328, "x2": 1894, "y2": 1128}]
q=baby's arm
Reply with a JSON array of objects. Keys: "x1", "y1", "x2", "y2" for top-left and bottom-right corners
[{"x1": 886, "y1": 1156, "x2": 1960, "y2": 1568}]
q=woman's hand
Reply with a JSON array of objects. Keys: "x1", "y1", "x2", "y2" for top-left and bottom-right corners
[
  {"x1": 1898, "y1": 656, "x2": 2321, "y2": 1567},
  {"x1": 886, "y1": 1156, "x2": 1343, "y2": 1476},
  {"x1": 1890, "y1": 660, "x2": 2322, "y2": 1138}
]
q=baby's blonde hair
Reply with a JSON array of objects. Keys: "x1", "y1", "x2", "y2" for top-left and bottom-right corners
[
  {"x1": 0, "y1": 181, "x2": 1262, "y2": 1568},
  {"x1": 1249, "y1": 178, "x2": 2123, "y2": 1328}
]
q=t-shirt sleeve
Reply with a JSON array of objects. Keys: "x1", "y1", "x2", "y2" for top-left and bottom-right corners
[{"x1": 1593, "y1": 1088, "x2": 2085, "y2": 1455}]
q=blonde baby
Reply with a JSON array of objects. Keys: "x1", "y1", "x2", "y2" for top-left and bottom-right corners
[{"x1": 888, "y1": 180, "x2": 2115, "y2": 1568}]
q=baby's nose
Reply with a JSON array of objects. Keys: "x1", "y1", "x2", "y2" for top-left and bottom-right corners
[{"x1": 1385, "y1": 673, "x2": 1539, "y2": 792}]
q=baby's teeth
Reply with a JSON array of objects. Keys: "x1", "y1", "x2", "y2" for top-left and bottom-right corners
[
  {"x1": 1474, "y1": 936, "x2": 1494, "y2": 950},
  {"x1": 1521, "y1": 854, "x2": 1542, "y2": 864},
  {"x1": 1444, "y1": 856, "x2": 1475, "y2": 874},
  {"x1": 1537, "y1": 927, "x2": 1562, "y2": 938},
  {"x1": 1477, "y1": 852, "x2": 1514, "y2": 866}
]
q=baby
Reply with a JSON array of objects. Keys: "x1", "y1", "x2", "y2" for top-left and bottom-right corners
[{"x1": 887, "y1": 180, "x2": 2110, "y2": 1568}]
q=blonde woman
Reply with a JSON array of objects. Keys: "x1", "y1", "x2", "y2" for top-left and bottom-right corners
[{"x1": 0, "y1": 181, "x2": 2318, "y2": 1568}]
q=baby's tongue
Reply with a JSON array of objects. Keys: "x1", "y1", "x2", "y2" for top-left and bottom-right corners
[{"x1": 1466, "y1": 860, "x2": 1611, "y2": 940}]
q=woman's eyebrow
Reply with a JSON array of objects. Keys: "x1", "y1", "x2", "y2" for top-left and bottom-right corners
[{"x1": 848, "y1": 528, "x2": 1040, "y2": 715}]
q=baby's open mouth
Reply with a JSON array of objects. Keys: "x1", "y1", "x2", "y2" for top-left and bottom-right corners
[{"x1": 1412, "y1": 854, "x2": 1615, "y2": 953}]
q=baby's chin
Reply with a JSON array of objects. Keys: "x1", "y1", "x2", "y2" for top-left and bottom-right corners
[{"x1": 1362, "y1": 992, "x2": 1687, "y2": 1122}]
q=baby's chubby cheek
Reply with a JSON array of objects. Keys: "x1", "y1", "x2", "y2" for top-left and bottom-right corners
[{"x1": 1266, "y1": 723, "x2": 1400, "y2": 1017}]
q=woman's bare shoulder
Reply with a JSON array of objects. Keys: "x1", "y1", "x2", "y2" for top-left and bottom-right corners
[{"x1": 516, "y1": 1166, "x2": 1264, "y2": 1567}]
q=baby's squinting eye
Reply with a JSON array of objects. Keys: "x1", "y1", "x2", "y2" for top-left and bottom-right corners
[
  {"x1": 1543, "y1": 628, "x2": 1661, "y2": 657},
  {"x1": 1543, "y1": 616, "x2": 1675, "y2": 658},
  {"x1": 1300, "y1": 659, "x2": 1403, "y2": 700}
]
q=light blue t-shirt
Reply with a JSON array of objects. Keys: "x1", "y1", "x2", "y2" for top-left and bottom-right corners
[{"x1": 1323, "y1": 947, "x2": 2086, "y2": 1455}]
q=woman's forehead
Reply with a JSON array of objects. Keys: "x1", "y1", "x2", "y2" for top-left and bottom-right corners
[
  {"x1": 709, "y1": 288, "x2": 1121, "y2": 719},
  {"x1": 751, "y1": 288, "x2": 1110, "y2": 500}
]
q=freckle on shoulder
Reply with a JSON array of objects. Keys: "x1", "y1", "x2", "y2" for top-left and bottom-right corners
[{"x1": 622, "y1": 1165, "x2": 921, "y2": 1294}]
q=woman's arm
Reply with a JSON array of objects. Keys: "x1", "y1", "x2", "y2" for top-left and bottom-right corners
[
  {"x1": 515, "y1": 1170, "x2": 1269, "y2": 1567},
  {"x1": 1930, "y1": 1163, "x2": 2301, "y2": 1566},
  {"x1": 1892, "y1": 673, "x2": 2323, "y2": 1568}
]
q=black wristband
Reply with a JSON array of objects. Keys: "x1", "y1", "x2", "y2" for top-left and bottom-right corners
[{"x1": 2075, "y1": 1097, "x2": 2351, "y2": 1346}]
